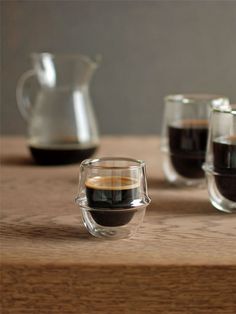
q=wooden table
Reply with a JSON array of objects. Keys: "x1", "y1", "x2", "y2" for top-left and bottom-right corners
[{"x1": 1, "y1": 136, "x2": 236, "y2": 313}]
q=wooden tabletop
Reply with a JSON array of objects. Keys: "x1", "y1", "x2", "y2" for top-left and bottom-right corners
[{"x1": 1, "y1": 136, "x2": 236, "y2": 313}]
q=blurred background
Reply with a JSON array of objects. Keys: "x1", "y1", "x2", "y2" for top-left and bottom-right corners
[{"x1": 1, "y1": 0, "x2": 236, "y2": 135}]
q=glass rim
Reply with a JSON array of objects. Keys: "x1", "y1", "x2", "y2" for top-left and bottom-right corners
[
  {"x1": 203, "y1": 163, "x2": 236, "y2": 176},
  {"x1": 78, "y1": 204, "x2": 147, "y2": 211},
  {"x1": 164, "y1": 94, "x2": 228, "y2": 104},
  {"x1": 75, "y1": 196, "x2": 151, "y2": 209},
  {"x1": 80, "y1": 157, "x2": 146, "y2": 170},
  {"x1": 212, "y1": 104, "x2": 236, "y2": 115},
  {"x1": 30, "y1": 52, "x2": 100, "y2": 67}
]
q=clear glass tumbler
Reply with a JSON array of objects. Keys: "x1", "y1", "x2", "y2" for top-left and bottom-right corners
[
  {"x1": 161, "y1": 94, "x2": 229, "y2": 187},
  {"x1": 203, "y1": 105, "x2": 236, "y2": 213},
  {"x1": 75, "y1": 157, "x2": 151, "y2": 239}
]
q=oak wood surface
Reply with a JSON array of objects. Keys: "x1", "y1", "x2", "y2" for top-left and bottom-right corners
[{"x1": 1, "y1": 136, "x2": 236, "y2": 313}]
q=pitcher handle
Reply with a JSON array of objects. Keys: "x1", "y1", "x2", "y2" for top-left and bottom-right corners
[{"x1": 16, "y1": 69, "x2": 36, "y2": 121}]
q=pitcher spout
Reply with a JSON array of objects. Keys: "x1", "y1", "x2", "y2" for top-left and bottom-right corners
[
  {"x1": 81, "y1": 54, "x2": 101, "y2": 85},
  {"x1": 30, "y1": 52, "x2": 101, "y2": 88}
]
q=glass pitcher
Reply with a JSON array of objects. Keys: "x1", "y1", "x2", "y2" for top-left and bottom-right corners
[{"x1": 16, "y1": 53, "x2": 100, "y2": 165}]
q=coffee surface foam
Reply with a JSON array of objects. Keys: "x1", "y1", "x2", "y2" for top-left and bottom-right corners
[
  {"x1": 171, "y1": 119, "x2": 208, "y2": 128},
  {"x1": 214, "y1": 135, "x2": 236, "y2": 145},
  {"x1": 85, "y1": 176, "x2": 139, "y2": 190}
]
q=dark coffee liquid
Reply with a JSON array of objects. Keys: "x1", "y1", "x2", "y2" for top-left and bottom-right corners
[
  {"x1": 29, "y1": 145, "x2": 97, "y2": 165},
  {"x1": 86, "y1": 176, "x2": 139, "y2": 227},
  {"x1": 213, "y1": 136, "x2": 236, "y2": 202},
  {"x1": 168, "y1": 119, "x2": 208, "y2": 178}
]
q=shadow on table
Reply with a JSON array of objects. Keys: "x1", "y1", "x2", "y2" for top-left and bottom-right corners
[
  {"x1": 147, "y1": 177, "x2": 172, "y2": 190},
  {"x1": 147, "y1": 197, "x2": 216, "y2": 216},
  {"x1": 147, "y1": 176, "x2": 216, "y2": 215},
  {"x1": 1, "y1": 222, "x2": 91, "y2": 241},
  {"x1": 1, "y1": 155, "x2": 35, "y2": 167},
  {"x1": 147, "y1": 177, "x2": 208, "y2": 191}
]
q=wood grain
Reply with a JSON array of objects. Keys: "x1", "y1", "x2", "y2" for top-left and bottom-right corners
[{"x1": 1, "y1": 136, "x2": 236, "y2": 313}]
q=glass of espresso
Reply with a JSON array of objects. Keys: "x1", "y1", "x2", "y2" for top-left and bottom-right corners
[
  {"x1": 203, "y1": 105, "x2": 236, "y2": 213},
  {"x1": 161, "y1": 94, "x2": 229, "y2": 187},
  {"x1": 75, "y1": 157, "x2": 151, "y2": 239}
]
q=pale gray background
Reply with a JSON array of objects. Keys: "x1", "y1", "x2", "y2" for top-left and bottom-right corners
[{"x1": 1, "y1": 0, "x2": 236, "y2": 135}]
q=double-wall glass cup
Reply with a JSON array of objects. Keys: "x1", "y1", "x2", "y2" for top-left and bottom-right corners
[
  {"x1": 161, "y1": 94, "x2": 229, "y2": 187},
  {"x1": 75, "y1": 157, "x2": 151, "y2": 239},
  {"x1": 203, "y1": 105, "x2": 236, "y2": 213}
]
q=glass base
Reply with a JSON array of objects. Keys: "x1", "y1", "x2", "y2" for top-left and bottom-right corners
[
  {"x1": 81, "y1": 207, "x2": 146, "y2": 240},
  {"x1": 162, "y1": 152, "x2": 206, "y2": 188},
  {"x1": 204, "y1": 168, "x2": 236, "y2": 213}
]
